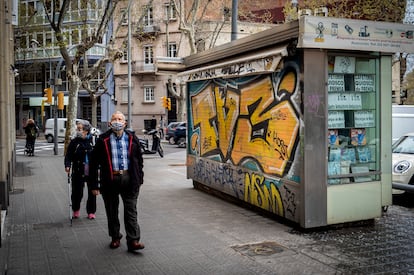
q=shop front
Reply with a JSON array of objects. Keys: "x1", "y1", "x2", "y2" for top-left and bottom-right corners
[{"x1": 178, "y1": 16, "x2": 414, "y2": 228}]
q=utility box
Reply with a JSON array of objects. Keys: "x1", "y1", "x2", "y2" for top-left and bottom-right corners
[{"x1": 178, "y1": 16, "x2": 414, "y2": 228}]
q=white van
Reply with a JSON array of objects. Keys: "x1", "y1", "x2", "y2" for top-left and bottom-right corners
[
  {"x1": 44, "y1": 118, "x2": 80, "y2": 143},
  {"x1": 392, "y1": 105, "x2": 414, "y2": 144}
]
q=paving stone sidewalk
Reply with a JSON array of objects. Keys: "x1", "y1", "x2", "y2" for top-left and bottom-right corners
[{"x1": 1, "y1": 150, "x2": 414, "y2": 274}]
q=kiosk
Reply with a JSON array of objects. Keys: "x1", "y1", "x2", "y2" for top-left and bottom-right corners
[{"x1": 178, "y1": 16, "x2": 414, "y2": 228}]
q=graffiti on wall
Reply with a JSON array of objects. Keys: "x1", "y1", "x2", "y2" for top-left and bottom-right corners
[{"x1": 187, "y1": 61, "x2": 302, "y2": 220}]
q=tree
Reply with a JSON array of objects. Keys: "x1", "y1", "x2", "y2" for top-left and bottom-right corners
[
  {"x1": 283, "y1": 0, "x2": 406, "y2": 23},
  {"x1": 404, "y1": 69, "x2": 414, "y2": 91},
  {"x1": 166, "y1": 0, "x2": 274, "y2": 122},
  {"x1": 283, "y1": 0, "x2": 409, "y2": 104},
  {"x1": 41, "y1": 0, "x2": 123, "y2": 151}
]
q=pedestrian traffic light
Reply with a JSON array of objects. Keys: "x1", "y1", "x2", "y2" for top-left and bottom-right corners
[
  {"x1": 44, "y1": 87, "x2": 52, "y2": 104},
  {"x1": 161, "y1": 96, "x2": 168, "y2": 108},
  {"x1": 167, "y1": 97, "x2": 171, "y2": 111},
  {"x1": 57, "y1": 92, "x2": 64, "y2": 110}
]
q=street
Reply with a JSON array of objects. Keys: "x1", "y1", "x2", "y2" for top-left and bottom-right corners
[
  {"x1": 7, "y1": 138, "x2": 414, "y2": 274},
  {"x1": 15, "y1": 138, "x2": 184, "y2": 157},
  {"x1": 15, "y1": 138, "x2": 414, "y2": 210}
]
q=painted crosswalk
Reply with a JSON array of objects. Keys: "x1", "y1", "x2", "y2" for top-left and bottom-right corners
[{"x1": 16, "y1": 140, "x2": 65, "y2": 155}]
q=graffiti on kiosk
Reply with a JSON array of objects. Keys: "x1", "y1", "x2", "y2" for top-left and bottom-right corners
[
  {"x1": 189, "y1": 63, "x2": 300, "y2": 177},
  {"x1": 244, "y1": 171, "x2": 284, "y2": 216},
  {"x1": 190, "y1": 156, "x2": 298, "y2": 218},
  {"x1": 187, "y1": 56, "x2": 278, "y2": 81},
  {"x1": 188, "y1": 62, "x2": 301, "y2": 218}
]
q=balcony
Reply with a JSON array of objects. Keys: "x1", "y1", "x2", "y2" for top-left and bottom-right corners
[
  {"x1": 15, "y1": 45, "x2": 106, "y2": 63},
  {"x1": 132, "y1": 61, "x2": 156, "y2": 74},
  {"x1": 134, "y1": 25, "x2": 161, "y2": 40}
]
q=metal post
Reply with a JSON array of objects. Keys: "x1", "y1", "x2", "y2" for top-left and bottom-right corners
[
  {"x1": 31, "y1": 39, "x2": 57, "y2": 155},
  {"x1": 231, "y1": 0, "x2": 238, "y2": 41},
  {"x1": 127, "y1": 0, "x2": 132, "y2": 129}
]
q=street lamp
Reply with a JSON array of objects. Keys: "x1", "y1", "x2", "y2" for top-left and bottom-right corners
[{"x1": 31, "y1": 39, "x2": 58, "y2": 155}]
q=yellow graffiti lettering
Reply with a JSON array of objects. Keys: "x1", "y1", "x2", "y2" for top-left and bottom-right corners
[
  {"x1": 244, "y1": 173, "x2": 284, "y2": 216},
  {"x1": 279, "y1": 71, "x2": 296, "y2": 94},
  {"x1": 244, "y1": 173, "x2": 267, "y2": 209},
  {"x1": 270, "y1": 183, "x2": 284, "y2": 216},
  {"x1": 232, "y1": 77, "x2": 299, "y2": 176},
  {"x1": 214, "y1": 86, "x2": 239, "y2": 158},
  {"x1": 191, "y1": 86, "x2": 218, "y2": 155}
]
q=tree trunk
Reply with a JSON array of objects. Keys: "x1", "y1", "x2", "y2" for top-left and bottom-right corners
[
  {"x1": 91, "y1": 94, "x2": 98, "y2": 127},
  {"x1": 176, "y1": 83, "x2": 186, "y2": 122},
  {"x1": 64, "y1": 76, "x2": 81, "y2": 154}
]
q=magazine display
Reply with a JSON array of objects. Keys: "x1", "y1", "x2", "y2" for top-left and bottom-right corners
[{"x1": 327, "y1": 55, "x2": 378, "y2": 184}]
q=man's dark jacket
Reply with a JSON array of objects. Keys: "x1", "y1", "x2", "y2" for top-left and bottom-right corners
[{"x1": 89, "y1": 129, "x2": 144, "y2": 193}]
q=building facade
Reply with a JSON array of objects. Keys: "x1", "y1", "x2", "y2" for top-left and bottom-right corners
[
  {"x1": 14, "y1": 0, "x2": 109, "y2": 131},
  {"x1": 0, "y1": 0, "x2": 16, "y2": 211},
  {"x1": 111, "y1": 0, "x2": 276, "y2": 132}
]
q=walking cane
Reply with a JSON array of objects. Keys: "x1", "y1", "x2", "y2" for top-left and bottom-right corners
[{"x1": 67, "y1": 174, "x2": 73, "y2": 226}]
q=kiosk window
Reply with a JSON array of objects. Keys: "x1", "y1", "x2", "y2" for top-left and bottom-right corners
[{"x1": 327, "y1": 55, "x2": 380, "y2": 185}]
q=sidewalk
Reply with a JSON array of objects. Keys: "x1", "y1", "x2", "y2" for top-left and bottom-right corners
[{"x1": 2, "y1": 149, "x2": 414, "y2": 274}]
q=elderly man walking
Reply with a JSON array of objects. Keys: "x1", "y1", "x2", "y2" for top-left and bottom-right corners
[{"x1": 89, "y1": 111, "x2": 145, "y2": 252}]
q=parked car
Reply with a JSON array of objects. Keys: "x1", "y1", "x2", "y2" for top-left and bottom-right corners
[
  {"x1": 392, "y1": 133, "x2": 414, "y2": 194},
  {"x1": 173, "y1": 125, "x2": 187, "y2": 148},
  {"x1": 165, "y1": 121, "x2": 186, "y2": 144}
]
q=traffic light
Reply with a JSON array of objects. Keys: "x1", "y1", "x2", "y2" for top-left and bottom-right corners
[
  {"x1": 57, "y1": 92, "x2": 64, "y2": 110},
  {"x1": 44, "y1": 87, "x2": 52, "y2": 104},
  {"x1": 161, "y1": 96, "x2": 168, "y2": 108},
  {"x1": 167, "y1": 97, "x2": 171, "y2": 111}
]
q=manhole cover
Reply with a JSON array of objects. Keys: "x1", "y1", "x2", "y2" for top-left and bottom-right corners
[{"x1": 232, "y1": 241, "x2": 286, "y2": 257}]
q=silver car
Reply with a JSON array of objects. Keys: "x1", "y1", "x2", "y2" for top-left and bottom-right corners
[{"x1": 392, "y1": 133, "x2": 414, "y2": 194}]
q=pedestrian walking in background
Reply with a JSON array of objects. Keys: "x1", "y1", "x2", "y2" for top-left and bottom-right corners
[
  {"x1": 89, "y1": 111, "x2": 145, "y2": 252},
  {"x1": 64, "y1": 120, "x2": 96, "y2": 219},
  {"x1": 24, "y1": 118, "x2": 39, "y2": 156}
]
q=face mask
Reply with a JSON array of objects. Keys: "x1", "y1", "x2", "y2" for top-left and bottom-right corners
[
  {"x1": 111, "y1": 122, "x2": 124, "y2": 132},
  {"x1": 75, "y1": 131, "x2": 83, "y2": 138}
]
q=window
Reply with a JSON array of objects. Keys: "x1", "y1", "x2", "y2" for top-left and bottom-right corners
[
  {"x1": 120, "y1": 8, "x2": 128, "y2": 25},
  {"x1": 121, "y1": 47, "x2": 128, "y2": 62},
  {"x1": 70, "y1": 0, "x2": 78, "y2": 10},
  {"x1": 144, "y1": 86, "x2": 155, "y2": 102},
  {"x1": 144, "y1": 46, "x2": 153, "y2": 64},
  {"x1": 143, "y1": 5, "x2": 153, "y2": 26},
  {"x1": 168, "y1": 42, "x2": 177, "y2": 57},
  {"x1": 72, "y1": 28, "x2": 79, "y2": 44},
  {"x1": 45, "y1": 32, "x2": 52, "y2": 46},
  {"x1": 327, "y1": 55, "x2": 380, "y2": 184},
  {"x1": 80, "y1": 0, "x2": 87, "y2": 10},
  {"x1": 164, "y1": 2, "x2": 176, "y2": 20},
  {"x1": 120, "y1": 86, "x2": 128, "y2": 103}
]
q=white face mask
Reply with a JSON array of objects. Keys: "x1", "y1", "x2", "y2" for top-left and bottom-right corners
[
  {"x1": 75, "y1": 131, "x2": 83, "y2": 138},
  {"x1": 111, "y1": 122, "x2": 124, "y2": 131}
]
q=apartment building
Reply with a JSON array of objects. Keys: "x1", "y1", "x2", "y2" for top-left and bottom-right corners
[
  {"x1": 111, "y1": 0, "x2": 277, "y2": 132},
  {"x1": 14, "y1": 0, "x2": 109, "y2": 130}
]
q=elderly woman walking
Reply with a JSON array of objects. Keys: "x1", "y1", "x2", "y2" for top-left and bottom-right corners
[{"x1": 64, "y1": 120, "x2": 97, "y2": 219}]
